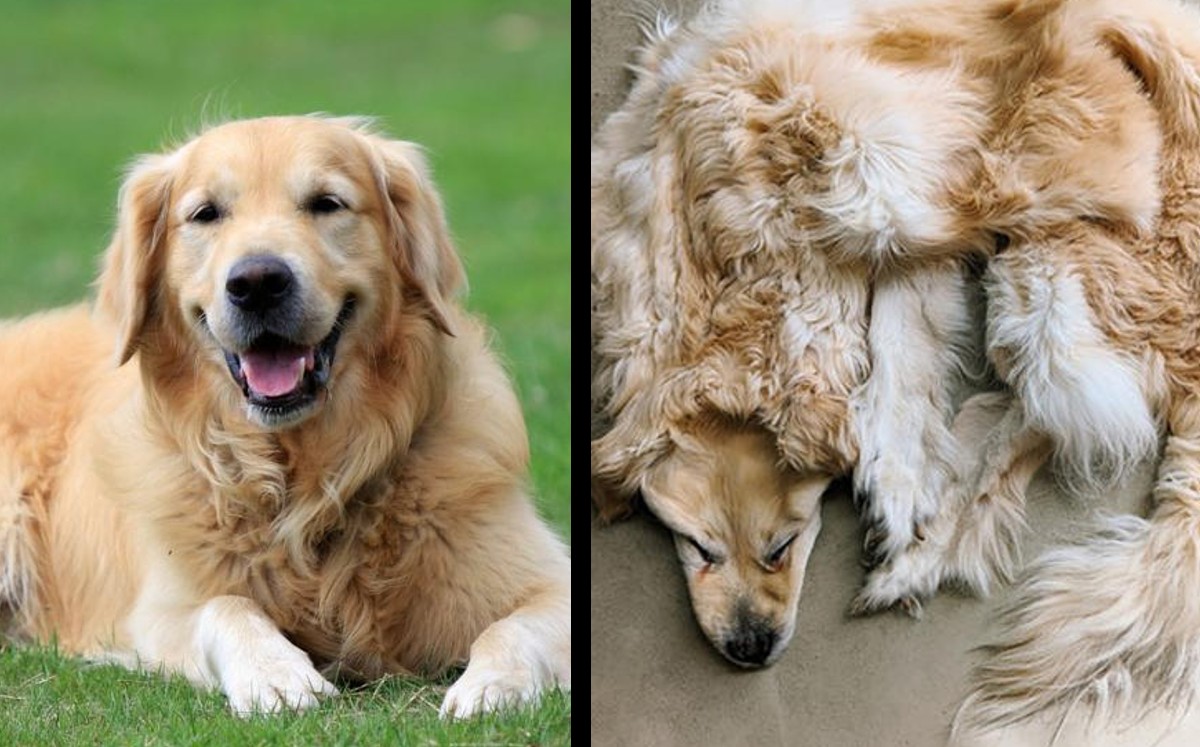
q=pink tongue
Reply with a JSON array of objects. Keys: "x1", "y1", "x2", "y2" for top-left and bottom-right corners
[{"x1": 240, "y1": 348, "x2": 313, "y2": 398}]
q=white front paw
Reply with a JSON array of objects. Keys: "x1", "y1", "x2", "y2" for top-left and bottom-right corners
[
  {"x1": 856, "y1": 459, "x2": 935, "y2": 563},
  {"x1": 440, "y1": 664, "x2": 544, "y2": 719},
  {"x1": 850, "y1": 547, "x2": 942, "y2": 617},
  {"x1": 220, "y1": 639, "x2": 338, "y2": 716}
]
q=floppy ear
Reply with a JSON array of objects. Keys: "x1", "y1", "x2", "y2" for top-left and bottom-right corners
[
  {"x1": 359, "y1": 134, "x2": 464, "y2": 335},
  {"x1": 591, "y1": 400, "x2": 673, "y2": 522},
  {"x1": 95, "y1": 154, "x2": 175, "y2": 366}
]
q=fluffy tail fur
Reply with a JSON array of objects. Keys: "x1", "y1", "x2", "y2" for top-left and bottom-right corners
[
  {"x1": 956, "y1": 416, "x2": 1200, "y2": 736},
  {"x1": 956, "y1": 2, "x2": 1200, "y2": 735}
]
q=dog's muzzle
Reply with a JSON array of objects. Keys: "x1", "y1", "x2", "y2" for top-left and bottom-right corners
[
  {"x1": 215, "y1": 255, "x2": 356, "y2": 425},
  {"x1": 720, "y1": 610, "x2": 780, "y2": 668}
]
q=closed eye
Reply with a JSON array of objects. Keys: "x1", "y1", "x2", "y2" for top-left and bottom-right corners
[
  {"x1": 683, "y1": 535, "x2": 721, "y2": 565},
  {"x1": 306, "y1": 193, "x2": 348, "y2": 215},
  {"x1": 765, "y1": 533, "x2": 799, "y2": 570}
]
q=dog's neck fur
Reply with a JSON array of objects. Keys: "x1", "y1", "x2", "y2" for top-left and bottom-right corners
[
  {"x1": 88, "y1": 299, "x2": 526, "y2": 678},
  {"x1": 133, "y1": 301, "x2": 448, "y2": 563}
]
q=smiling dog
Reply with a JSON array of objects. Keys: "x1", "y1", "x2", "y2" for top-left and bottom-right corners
[{"x1": 0, "y1": 115, "x2": 570, "y2": 717}]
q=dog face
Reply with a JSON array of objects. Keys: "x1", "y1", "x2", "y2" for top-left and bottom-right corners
[
  {"x1": 97, "y1": 116, "x2": 462, "y2": 428},
  {"x1": 640, "y1": 417, "x2": 829, "y2": 668}
]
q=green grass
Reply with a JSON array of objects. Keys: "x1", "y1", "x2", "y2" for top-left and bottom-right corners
[
  {"x1": 0, "y1": 0, "x2": 570, "y2": 743},
  {"x1": 0, "y1": 646, "x2": 570, "y2": 746}
]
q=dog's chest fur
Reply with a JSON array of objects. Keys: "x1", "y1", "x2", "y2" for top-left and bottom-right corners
[{"x1": 151, "y1": 431, "x2": 480, "y2": 681}]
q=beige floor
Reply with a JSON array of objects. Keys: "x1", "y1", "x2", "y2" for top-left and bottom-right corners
[{"x1": 588, "y1": 1, "x2": 1187, "y2": 744}]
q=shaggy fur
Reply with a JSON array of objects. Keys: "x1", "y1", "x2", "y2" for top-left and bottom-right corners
[
  {"x1": 762, "y1": 0, "x2": 1200, "y2": 737},
  {"x1": 596, "y1": 0, "x2": 1200, "y2": 737},
  {"x1": 0, "y1": 115, "x2": 570, "y2": 717},
  {"x1": 832, "y1": 0, "x2": 1200, "y2": 737},
  {"x1": 590, "y1": 0, "x2": 979, "y2": 665}
]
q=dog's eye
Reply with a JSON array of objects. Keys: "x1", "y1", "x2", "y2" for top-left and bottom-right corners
[
  {"x1": 993, "y1": 232, "x2": 1011, "y2": 252},
  {"x1": 189, "y1": 202, "x2": 222, "y2": 224},
  {"x1": 765, "y1": 534, "x2": 798, "y2": 570},
  {"x1": 685, "y1": 535, "x2": 720, "y2": 565},
  {"x1": 306, "y1": 194, "x2": 347, "y2": 215}
]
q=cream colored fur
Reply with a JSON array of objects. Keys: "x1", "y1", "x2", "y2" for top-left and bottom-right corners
[
  {"x1": 593, "y1": 0, "x2": 860, "y2": 662},
  {"x1": 834, "y1": 0, "x2": 1200, "y2": 737},
  {"x1": 0, "y1": 115, "x2": 570, "y2": 717},
  {"x1": 591, "y1": 0, "x2": 981, "y2": 665},
  {"x1": 597, "y1": 0, "x2": 1200, "y2": 739}
]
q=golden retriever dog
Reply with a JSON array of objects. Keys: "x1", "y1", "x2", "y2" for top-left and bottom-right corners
[
  {"x1": 0, "y1": 115, "x2": 570, "y2": 717},
  {"x1": 590, "y1": 0, "x2": 978, "y2": 665},
  {"x1": 596, "y1": 0, "x2": 1200, "y2": 738}
]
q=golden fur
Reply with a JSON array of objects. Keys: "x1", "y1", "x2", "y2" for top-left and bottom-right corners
[
  {"x1": 594, "y1": 0, "x2": 1200, "y2": 738},
  {"x1": 0, "y1": 115, "x2": 570, "y2": 717},
  {"x1": 638, "y1": 415, "x2": 828, "y2": 666},
  {"x1": 590, "y1": 0, "x2": 877, "y2": 666},
  {"x1": 831, "y1": 0, "x2": 1200, "y2": 736}
]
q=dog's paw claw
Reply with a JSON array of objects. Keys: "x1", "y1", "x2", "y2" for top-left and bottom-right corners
[
  {"x1": 849, "y1": 589, "x2": 925, "y2": 619},
  {"x1": 847, "y1": 593, "x2": 876, "y2": 618},
  {"x1": 897, "y1": 595, "x2": 923, "y2": 619}
]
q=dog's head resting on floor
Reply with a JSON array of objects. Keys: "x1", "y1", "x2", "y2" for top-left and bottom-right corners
[
  {"x1": 639, "y1": 415, "x2": 829, "y2": 667},
  {"x1": 590, "y1": 2, "x2": 917, "y2": 668}
]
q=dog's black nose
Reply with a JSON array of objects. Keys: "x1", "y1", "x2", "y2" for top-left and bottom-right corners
[
  {"x1": 226, "y1": 255, "x2": 294, "y2": 312},
  {"x1": 723, "y1": 622, "x2": 777, "y2": 667}
]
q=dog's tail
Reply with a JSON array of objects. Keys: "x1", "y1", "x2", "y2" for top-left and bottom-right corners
[
  {"x1": 954, "y1": 404, "x2": 1200, "y2": 737},
  {"x1": 954, "y1": 7, "x2": 1200, "y2": 735}
]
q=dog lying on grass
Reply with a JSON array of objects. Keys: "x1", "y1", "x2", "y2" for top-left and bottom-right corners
[{"x1": 0, "y1": 115, "x2": 570, "y2": 717}]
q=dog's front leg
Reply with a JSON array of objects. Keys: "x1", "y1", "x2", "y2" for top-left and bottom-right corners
[
  {"x1": 126, "y1": 579, "x2": 337, "y2": 715},
  {"x1": 852, "y1": 392, "x2": 1049, "y2": 615},
  {"x1": 852, "y1": 260, "x2": 978, "y2": 565},
  {"x1": 440, "y1": 581, "x2": 570, "y2": 719},
  {"x1": 192, "y1": 595, "x2": 339, "y2": 714}
]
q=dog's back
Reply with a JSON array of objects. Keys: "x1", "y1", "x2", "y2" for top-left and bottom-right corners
[{"x1": 0, "y1": 305, "x2": 122, "y2": 640}]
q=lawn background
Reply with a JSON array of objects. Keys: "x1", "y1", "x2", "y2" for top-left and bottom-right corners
[{"x1": 0, "y1": 0, "x2": 570, "y2": 744}]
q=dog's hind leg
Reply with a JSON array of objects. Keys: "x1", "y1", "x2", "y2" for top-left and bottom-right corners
[
  {"x1": 955, "y1": 395, "x2": 1200, "y2": 735},
  {"x1": 940, "y1": 393, "x2": 1049, "y2": 595},
  {"x1": 852, "y1": 391, "x2": 1049, "y2": 615},
  {"x1": 0, "y1": 450, "x2": 42, "y2": 640},
  {"x1": 852, "y1": 259, "x2": 979, "y2": 566}
]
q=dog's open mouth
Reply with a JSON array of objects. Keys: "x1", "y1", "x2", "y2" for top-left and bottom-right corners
[{"x1": 222, "y1": 298, "x2": 355, "y2": 421}]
